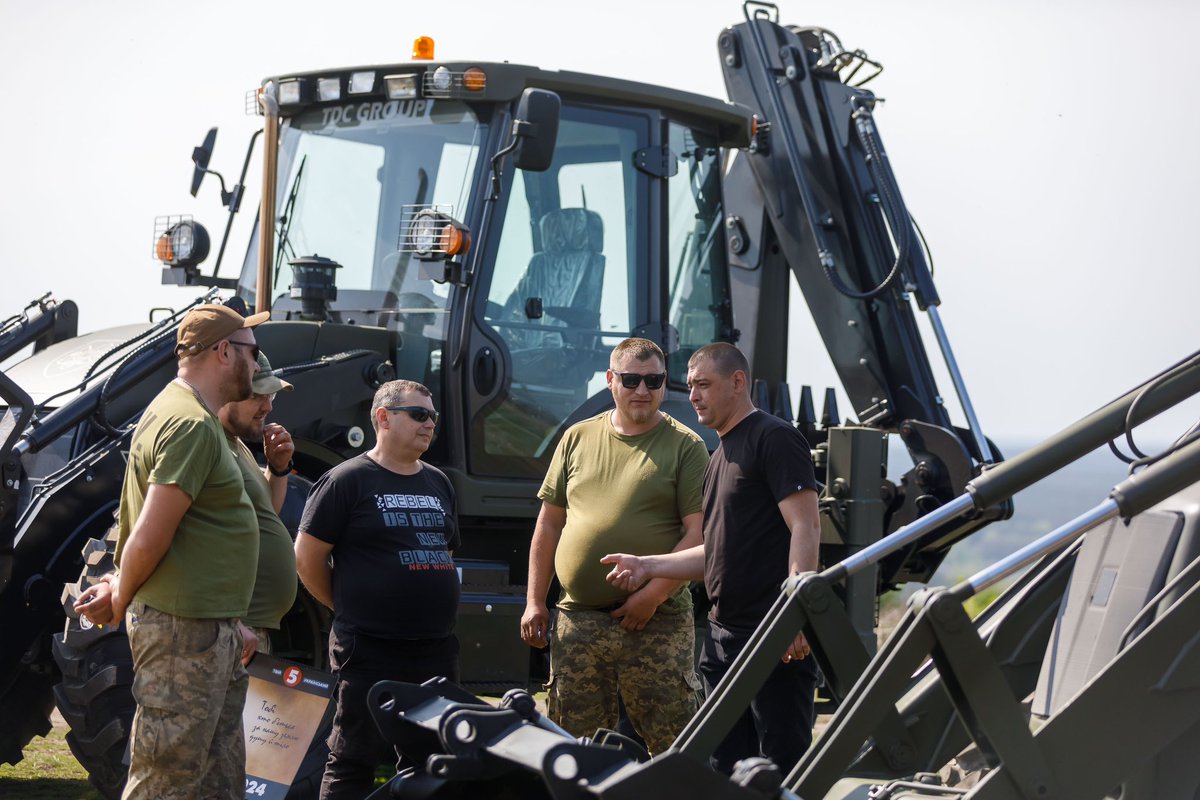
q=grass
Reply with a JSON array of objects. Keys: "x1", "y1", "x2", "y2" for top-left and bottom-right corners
[
  {"x1": 0, "y1": 697, "x2": 530, "y2": 800},
  {"x1": 9, "y1": 689, "x2": 849, "y2": 798},
  {"x1": 0, "y1": 713, "x2": 103, "y2": 800}
]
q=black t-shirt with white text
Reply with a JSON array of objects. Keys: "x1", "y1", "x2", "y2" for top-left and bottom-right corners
[
  {"x1": 703, "y1": 410, "x2": 818, "y2": 631},
  {"x1": 300, "y1": 454, "x2": 461, "y2": 639}
]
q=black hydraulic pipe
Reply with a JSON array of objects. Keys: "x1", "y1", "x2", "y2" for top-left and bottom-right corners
[
  {"x1": 0, "y1": 371, "x2": 35, "y2": 587},
  {"x1": 968, "y1": 352, "x2": 1200, "y2": 509},
  {"x1": 15, "y1": 331, "x2": 176, "y2": 457},
  {"x1": 955, "y1": 436, "x2": 1200, "y2": 601},
  {"x1": 0, "y1": 372, "x2": 34, "y2": 467},
  {"x1": 677, "y1": 353, "x2": 1200, "y2": 763},
  {"x1": 825, "y1": 351, "x2": 1200, "y2": 583},
  {"x1": 787, "y1": 439, "x2": 1200, "y2": 797},
  {"x1": 0, "y1": 304, "x2": 57, "y2": 363},
  {"x1": 836, "y1": 101, "x2": 909, "y2": 301},
  {"x1": 1110, "y1": 437, "x2": 1200, "y2": 518},
  {"x1": 952, "y1": 500, "x2": 1119, "y2": 602},
  {"x1": 740, "y1": 10, "x2": 838, "y2": 275}
]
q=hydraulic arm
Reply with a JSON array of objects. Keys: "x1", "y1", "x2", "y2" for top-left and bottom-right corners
[
  {"x1": 720, "y1": 5, "x2": 1003, "y2": 584},
  {"x1": 0, "y1": 295, "x2": 78, "y2": 364},
  {"x1": 357, "y1": 351, "x2": 1200, "y2": 800},
  {"x1": 722, "y1": 4, "x2": 949, "y2": 433},
  {"x1": 675, "y1": 350, "x2": 1200, "y2": 775}
]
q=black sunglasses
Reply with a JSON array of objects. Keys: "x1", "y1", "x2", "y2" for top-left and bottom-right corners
[
  {"x1": 219, "y1": 340, "x2": 260, "y2": 361},
  {"x1": 617, "y1": 372, "x2": 667, "y2": 390},
  {"x1": 386, "y1": 406, "x2": 440, "y2": 424}
]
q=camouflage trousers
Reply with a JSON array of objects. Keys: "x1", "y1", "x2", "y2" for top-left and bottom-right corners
[
  {"x1": 249, "y1": 626, "x2": 272, "y2": 655},
  {"x1": 548, "y1": 607, "x2": 701, "y2": 755},
  {"x1": 123, "y1": 601, "x2": 248, "y2": 800}
]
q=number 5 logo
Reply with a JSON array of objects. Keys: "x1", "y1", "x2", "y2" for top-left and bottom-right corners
[{"x1": 284, "y1": 666, "x2": 303, "y2": 687}]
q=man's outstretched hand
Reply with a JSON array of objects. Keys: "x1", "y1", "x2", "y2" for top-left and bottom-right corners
[{"x1": 600, "y1": 553, "x2": 649, "y2": 592}]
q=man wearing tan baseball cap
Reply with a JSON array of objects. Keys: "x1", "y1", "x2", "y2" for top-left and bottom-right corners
[
  {"x1": 76, "y1": 302, "x2": 270, "y2": 799},
  {"x1": 175, "y1": 304, "x2": 271, "y2": 401}
]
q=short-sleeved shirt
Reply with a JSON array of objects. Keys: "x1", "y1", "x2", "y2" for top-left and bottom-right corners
[
  {"x1": 299, "y1": 454, "x2": 460, "y2": 639},
  {"x1": 229, "y1": 437, "x2": 298, "y2": 629},
  {"x1": 703, "y1": 410, "x2": 818, "y2": 631},
  {"x1": 538, "y1": 411, "x2": 707, "y2": 613},
  {"x1": 115, "y1": 381, "x2": 259, "y2": 618}
]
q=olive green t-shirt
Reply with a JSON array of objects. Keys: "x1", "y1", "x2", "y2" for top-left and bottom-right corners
[
  {"x1": 115, "y1": 381, "x2": 259, "y2": 618},
  {"x1": 229, "y1": 437, "x2": 298, "y2": 629},
  {"x1": 538, "y1": 411, "x2": 707, "y2": 613}
]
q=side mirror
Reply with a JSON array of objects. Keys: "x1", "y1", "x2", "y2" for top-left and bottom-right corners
[
  {"x1": 190, "y1": 128, "x2": 217, "y2": 197},
  {"x1": 489, "y1": 90, "x2": 561, "y2": 200},
  {"x1": 511, "y1": 89, "x2": 561, "y2": 172}
]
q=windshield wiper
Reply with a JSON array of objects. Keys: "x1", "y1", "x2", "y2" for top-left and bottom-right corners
[{"x1": 272, "y1": 155, "x2": 307, "y2": 287}]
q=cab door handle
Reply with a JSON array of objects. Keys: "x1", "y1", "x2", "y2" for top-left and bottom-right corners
[{"x1": 473, "y1": 347, "x2": 498, "y2": 395}]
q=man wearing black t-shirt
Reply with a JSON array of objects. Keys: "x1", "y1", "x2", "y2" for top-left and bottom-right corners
[
  {"x1": 601, "y1": 342, "x2": 820, "y2": 774},
  {"x1": 296, "y1": 380, "x2": 460, "y2": 800}
]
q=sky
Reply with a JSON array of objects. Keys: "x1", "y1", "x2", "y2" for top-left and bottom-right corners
[{"x1": 2, "y1": 0, "x2": 1197, "y2": 452}]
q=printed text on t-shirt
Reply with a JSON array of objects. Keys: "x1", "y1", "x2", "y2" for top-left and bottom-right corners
[
  {"x1": 375, "y1": 493, "x2": 446, "y2": 512},
  {"x1": 374, "y1": 493, "x2": 454, "y2": 571}
]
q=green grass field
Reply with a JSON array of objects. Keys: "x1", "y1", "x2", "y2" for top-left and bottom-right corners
[
  {"x1": 0, "y1": 713, "x2": 102, "y2": 800},
  {"x1": 0, "y1": 696, "x2": 530, "y2": 800},
  {"x1": 0, "y1": 662, "x2": 863, "y2": 799}
]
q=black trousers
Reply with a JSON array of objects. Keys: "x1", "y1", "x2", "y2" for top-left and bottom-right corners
[
  {"x1": 320, "y1": 626, "x2": 459, "y2": 800},
  {"x1": 698, "y1": 618, "x2": 819, "y2": 776}
]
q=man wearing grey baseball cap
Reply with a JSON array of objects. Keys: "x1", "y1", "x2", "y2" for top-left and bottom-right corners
[
  {"x1": 76, "y1": 302, "x2": 269, "y2": 800},
  {"x1": 219, "y1": 352, "x2": 298, "y2": 654}
]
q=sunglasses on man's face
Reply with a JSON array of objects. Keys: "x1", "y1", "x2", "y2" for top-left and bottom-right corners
[
  {"x1": 616, "y1": 372, "x2": 667, "y2": 391},
  {"x1": 218, "y1": 340, "x2": 260, "y2": 361},
  {"x1": 386, "y1": 406, "x2": 440, "y2": 425}
]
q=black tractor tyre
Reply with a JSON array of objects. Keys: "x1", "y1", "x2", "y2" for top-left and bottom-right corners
[
  {"x1": 52, "y1": 625, "x2": 134, "y2": 800},
  {"x1": 53, "y1": 525, "x2": 133, "y2": 799},
  {"x1": 52, "y1": 620, "x2": 332, "y2": 800},
  {"x1": 54, "y1": 524, "x2": 331, "y2": 800},
  {"x1": 0, "y1": 662, "x2": 56, "y2": 767}
]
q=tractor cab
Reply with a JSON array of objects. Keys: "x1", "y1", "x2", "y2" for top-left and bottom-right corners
[{"x1": 212, "y1": 56, "x2": 752, "y2": 500}]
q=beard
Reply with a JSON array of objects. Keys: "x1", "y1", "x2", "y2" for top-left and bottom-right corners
[
  {"x1": 231, "y1": 357, "x2": 254, "y2": 403},
  {"x1": 617, "y1": 397, "x2": 660, "y2": 427},
  {"x1": 226, "y1": 406, "x2": 265, "y2": 441}
]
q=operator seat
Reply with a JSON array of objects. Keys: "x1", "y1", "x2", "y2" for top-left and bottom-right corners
[{"x1": 503, "y1": 208, "x2": 605, "y2": 353}]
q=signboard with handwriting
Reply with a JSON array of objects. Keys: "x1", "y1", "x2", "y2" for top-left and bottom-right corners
[{"x1": 243, "y1": 654, "x2": 335, "y2": 799}]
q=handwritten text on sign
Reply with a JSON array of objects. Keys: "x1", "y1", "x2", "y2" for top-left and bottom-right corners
[{"x1": 242, "y1": 654, "x2": 335, "y2": 800}]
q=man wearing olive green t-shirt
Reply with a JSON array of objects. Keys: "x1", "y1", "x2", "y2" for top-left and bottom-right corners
[
  {"x1": 77, "y1": 304, "x2": 267, "y2": 800},
  {"x1": 219, "y1": 351, "x2": 299, "y2": 651},
  {"x1": 80, "y1": 351, "x2": 300, "y2": 651},
  {"x1": 520, "y1": 337, "x2": 707, "y2": 755}
]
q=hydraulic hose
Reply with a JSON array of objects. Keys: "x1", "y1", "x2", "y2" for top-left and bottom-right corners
[
  {"x1": 820, "y1": 102, "x2": 910, "y2": 300},
  {"x1": 825, "y1": 349, "x2": 1200, "y2": 582},
  {"x1": 35, "y1": 292, "x2": 216, "y2": 413},
  {"x1": 92, "y1": 327, "x2": 179, "y2": 437},
  {"x1": 742, "y1": 9, "x2": 910, "y2": 301},
  {"x1": 0, "y1": 299, "x2": 57, "y2": 364},
  {"x1": 954, "y1": 434, "x2": 1200, "y2": 598}
]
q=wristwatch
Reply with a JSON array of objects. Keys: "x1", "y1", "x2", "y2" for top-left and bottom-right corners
[{"x1": 268, "y1": 459, "x2": 294, "y2": 477}]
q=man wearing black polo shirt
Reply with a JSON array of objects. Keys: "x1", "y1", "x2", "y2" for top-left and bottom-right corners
[
  {"x1": 295, "y1": 379, "x2": 459, "y2": 800},
  {"x1": 601, "y1": 342, "x2": 820, "y2": 774}
]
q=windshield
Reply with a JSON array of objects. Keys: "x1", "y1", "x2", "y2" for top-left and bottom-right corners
[{"x1": 238, "y1": 99, "x2": 485, "y2": 320}]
